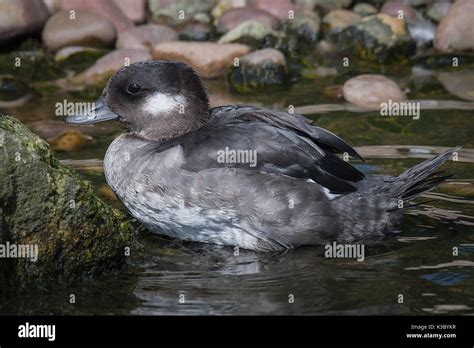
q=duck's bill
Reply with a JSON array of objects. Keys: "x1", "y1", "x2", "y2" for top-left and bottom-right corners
[{"x1": 65, "y1": 97, "x2": 118, "y2": 124}]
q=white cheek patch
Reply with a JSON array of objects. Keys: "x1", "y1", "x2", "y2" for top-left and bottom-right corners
[{"x1": 141, "y1": 92, "x2": 186, "y2": 115}]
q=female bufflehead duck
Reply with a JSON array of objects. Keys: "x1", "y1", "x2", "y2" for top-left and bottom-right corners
[{"x1": 66, "y1": 61, "x2": 455, "y2": 252}]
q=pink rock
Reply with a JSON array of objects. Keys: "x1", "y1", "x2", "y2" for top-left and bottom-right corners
[
  {"x1": 116, "y1": 24, "x2": 178, "y2": 50},
  {"x1": 42, "y1": 11, "x2": 116, "y2": 51},
  {"x1": 343, "y1": 74, "x2": 406, "y2": 109},
  {"x1": 0, "y1": 0, "x2": 49, "y2": 43},
  {"x1": 59, "y1": 0, "x2": 133, "y2": 32},
  {"x1": 153, "y1": 41, "x2": 250, "y2": 78},
  {"x1": 113, "y1": 0, "x2": 145, "y2": 23},
  {"x1": 75, "y1": 49, "x2": 152, "y2": 85},
  {"x1": 435, "y1": 0, "x2": 474, "y2": 52},
  {"x1": 380, "y1": 1, "x2": 416, "y2": 21},
  {"x1": 248, "y1": 0, "x2": 294, "y2": 21},
  {"x1": 216, "y1": 7, "x2": 280, "y2": 33}
]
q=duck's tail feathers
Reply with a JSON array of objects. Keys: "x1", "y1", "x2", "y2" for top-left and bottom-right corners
[{"x1": 390, "y1": 147, "x2": 460, "y2": 202}]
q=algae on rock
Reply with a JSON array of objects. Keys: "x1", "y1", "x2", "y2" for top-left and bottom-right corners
[{"x1": 0, "y1": 115, "x2": 135, "y2": 288}]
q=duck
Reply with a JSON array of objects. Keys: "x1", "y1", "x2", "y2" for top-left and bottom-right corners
[{"x1": 65, "y1": 60, "x2": 456, "y2": 252}]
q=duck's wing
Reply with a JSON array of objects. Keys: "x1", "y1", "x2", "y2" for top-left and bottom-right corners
[
  {"x1": 175, "y1": 106, "x2": 364, "y2": 194},
  {"x1": 210, "y1": 105, "x2": 364, "y2": 161}
]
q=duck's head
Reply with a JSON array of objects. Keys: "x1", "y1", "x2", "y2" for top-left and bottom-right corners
[{"x1": 66, "y1": 60, "x2": 210, "y2": 141}]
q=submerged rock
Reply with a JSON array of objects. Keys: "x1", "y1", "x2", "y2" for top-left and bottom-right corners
[
  {"x1": 42, "y1": 10, "x2": 117, "y2": 51},
  {"x1": 153, "y1": 41, "x2": 250, "y2": 78},
  {"x1": 434, "y1": 0, "x2": 474, "y2": 52},
  {"x1": 0, "y1": 116, "x2": 134, "y2": 287},
  {"x1": 337, "y1": 14, "x2": 416, "y2": 63},
  {"x1": 438, "y1": 70, "x2": 474, "y2": 101},
  {"x1": 47, "y1": 130, "x2": 93, "y2": 152},
  {"x1": 116, "y1": 24, "x2": 178, "y2": 51},
  {"x1": 0, "y1": 0, "x2": 49, "y2": 43},
  {"x1": 280, "y1": 10, "x2": 320, "y2": 55},
  {"x1": 342, "y1": 74, "x2": 406, "y2": 109},
  {"x1": 227, "y1": 48, "x2": 288, "y2": 93}
]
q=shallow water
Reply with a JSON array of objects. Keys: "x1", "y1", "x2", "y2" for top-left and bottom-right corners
[{"x1": 1, "y1": 52, "x2": 474, "y2": 315}]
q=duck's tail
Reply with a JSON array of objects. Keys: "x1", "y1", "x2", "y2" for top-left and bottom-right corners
[{"x1": 390, "y1": 147, "x2": 460, "y2": 204}]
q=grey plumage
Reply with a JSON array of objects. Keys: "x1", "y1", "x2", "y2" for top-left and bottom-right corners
[{"x1": 65, "y1": 61, "x2": 457, "y2": 252}]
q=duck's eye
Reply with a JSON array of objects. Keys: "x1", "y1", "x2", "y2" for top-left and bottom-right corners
[{"x1": 127, "y1": 83, "x2": 141, "y2": 94}]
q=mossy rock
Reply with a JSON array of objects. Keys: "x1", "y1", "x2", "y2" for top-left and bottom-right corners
[
  {"x1": 0, "y1": 115, "x2": 135, "y2": 288},
  {"x1": 227, "y1": 49, "x2": 289, "y2": 94},
  {"x1": 337, "y1": 14, "x2": 416, "y2": 63}
]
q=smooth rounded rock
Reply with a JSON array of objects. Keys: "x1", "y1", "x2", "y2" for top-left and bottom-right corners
[
  {"x1": 116, "y1": 24, "x2": 178, "y2": 50},
  {"x1": 0, "y1": 0, "x2": 49, "y2": 43},
  {"x1": 434, "y1": 0, "x2": 474, "y2": 52},
  {"x1": 74, "y1": 49, "x2": 152, "y2": 85},
  {"x1": 42, "y1": 10, "x2": 116, "y2": 51},
  {"x1": 343, "y1": 74, "x2": 406, "y2": 109},
  {"x1": 153, "y1": 41, "x2": 250, "y2": 78},
  {"x1": 248, "y1": 0, "x2": 295, "y2": 21},
  {"x1": 216, "y1": 7, "x2": 280, "y2": 34}
]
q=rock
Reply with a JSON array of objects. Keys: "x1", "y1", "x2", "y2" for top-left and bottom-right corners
[
  {"x1": 380, "y1": 0, "x2": 417, "y2": 21},
  {"x1": 322, "y1": 10, "x2": 361, "y2": 34},
  {"x1": 116, "y1": 24, "x2": 178, "y2": 51},
  {"x1": 0, "y1": 116, "x2": 134, "y2": 286},
  {"x1": 282, "y1": 10, "x2": 320, "y2": 44},
  {"x1": 438, "y1": 70, "x2": 474, "y2": 101},
  {"x1": 227, "y1": 48, "x2": 288, "y2": 93},
  {"x1": 0, "y1": 0, "x2": 49, "y2": 43},
  {"x1": 248, "y1": 0, "x2": 295, "y2": 21},
  {"x1": 216, "y1": 7, "x2": 280, "y2": 34},
  {"x1": 218, "y1": 20, "x2": 275, "y2": 46},
  {"x1": 342, "y1": 74, "x2": 406, "y2": 109},
  {"x1": 48, "y1": 130, "x2": 92, "y2": 152},
  {"x1": 54, "y1": 46, "x2": 103, "y2": 61},
  {"x1": 323, "y1": 84, "x2": 344, "y2": 99},
  {"x1": 153, "y1": 41, "x2": 250, "y2": 78},
  {"x1": 74, "y1": 49, "x2": 152, "y2": 85},
  {"x1": 314, "y1": 0, "x2": 352, "y2": 11},
  {"x1": 434, "y1": 0, "x2": 474, "y2": 52},
  {"x1": 427, "y1": 1, "x2": 451, "y2": 23},
  {"x1": 353, "y1": 3, "x2": 377, "y2": 17},
  {"x1": 42, "y1": 11, "x2": 116, "y2": 51},
  {"x1": 43, "y1": 0, "x2": 61, "y2": 13},
  {"x1": 211, "y1": 0, "x2": 247, "y2": 20},
  {"x1": 148, "y1": 0, "x2": 214, "y2": 27},
  {"x1": 179, "y1": 22, "x2": 212, "y2": 41},
  {"x1": 59, "y1": 0, "x2": 133, "y2": 33},
  {"x1": 337, "y1": 14, "x2": 416, "y2": 62},
  {"x1": 408, "y1": 17, "x2": 436, "y2": 48},
  {"x1": 113, "y1": 0, "x2": 146, "y2": 23}
]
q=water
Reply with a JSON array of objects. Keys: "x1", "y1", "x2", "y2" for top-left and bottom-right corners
[{"x1": 1, "y1": 52, "x2": 474, "y2": 315}]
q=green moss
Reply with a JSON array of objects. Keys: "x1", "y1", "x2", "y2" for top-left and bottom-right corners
[{"x1": 0, "y1": 115, "x2": 137, "y2": 288}]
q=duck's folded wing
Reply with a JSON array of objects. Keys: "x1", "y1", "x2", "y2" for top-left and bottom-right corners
[
  {"x1": 210, "y1": 105, "x2": 364, "y2": 161},
  {"x1": 179, "y1": 113, "x2": 364, "y2": 194}
]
